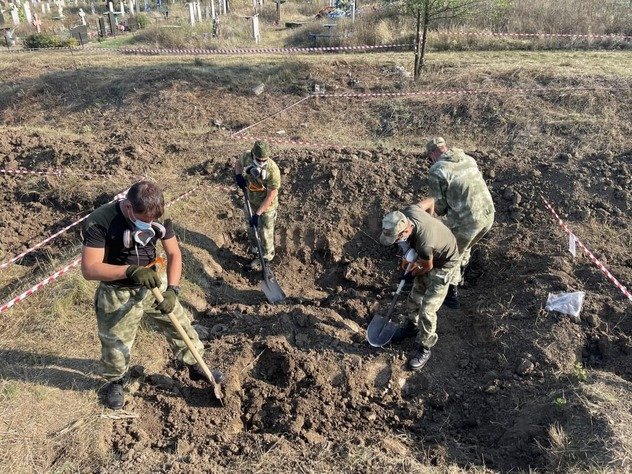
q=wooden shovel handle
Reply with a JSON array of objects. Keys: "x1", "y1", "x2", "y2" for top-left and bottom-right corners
[{"x1": 151, "y1": 287, "x2": 223, "y2": 402}]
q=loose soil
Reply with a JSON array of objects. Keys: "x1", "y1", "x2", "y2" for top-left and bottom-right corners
[{"x1": 0, "y1": 51, "x2": 630, "y2": 473}]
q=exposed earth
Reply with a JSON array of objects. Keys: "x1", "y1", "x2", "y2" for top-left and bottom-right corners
[{"x1": 0, "y1": 51, "x2": 631, "y2": 472}]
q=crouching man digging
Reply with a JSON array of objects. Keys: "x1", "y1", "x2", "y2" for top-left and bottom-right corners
[
  {"x1": 379, "y1": 204, "x2": 460, "y2": 371},
  {"x1": 81, "y1": 181, "x2": 214, "y2": 410}
]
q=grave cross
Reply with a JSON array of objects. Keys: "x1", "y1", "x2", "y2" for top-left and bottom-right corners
[
  {"x1": 32, "y1": 12, "x2": 42, "y2": 32},
  {"x1": 78, "y1": 7, "x2": 86, "y2": 25}
]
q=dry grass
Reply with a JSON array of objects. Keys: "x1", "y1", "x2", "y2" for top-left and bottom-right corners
[
  {"x1": 539, "y1": 372, "x2": 632, "y2": 473},
  {"x1": 0, "y1": 269, "x2": 171, "y2": 472},
  {"x1": 0, "y1": 50, "x2": 630, "y2": 156}
]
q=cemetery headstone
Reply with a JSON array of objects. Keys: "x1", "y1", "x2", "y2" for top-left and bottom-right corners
[
  {"x1": 54, "y1": 3, "x2": 64, "y2": 18},
  {"x1": 10, "y1": 4, "x2": 19, "y2": 25},
  {"x1": 23, "y1": 2, "x2": 32, "y2": 23},
  {"x1": 90, "y1": 1, "x2": 95, "y2": 14},
  {"x1": 251, "y1": 13, "x2": 259, "y2": 43},
  {"x1": 70, "y1": 23, "x2": 87, "y2": 43},
  {"x1": 187, "y1": 2, "x2": 194, "y2": 25},
  {"x1": 106, "y1": 11, "x2": 116, "y2": 35},
  {"x1": 0, "y1": 12, "x2": 5, "y2": 27},
  {"x1": 78, "y1": 7, "x2": 86, "y2": 25}
]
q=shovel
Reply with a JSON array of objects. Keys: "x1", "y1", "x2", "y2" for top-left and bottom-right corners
[
  {"x1": 241, "y1": 189, "x2": 286, "y2": 304},
  {"x1": 366, "y1": 278, "x2": 407, "y2": 347},
  {"x1": 151, "y1": 287, "x2": 224, "y2": 404}
]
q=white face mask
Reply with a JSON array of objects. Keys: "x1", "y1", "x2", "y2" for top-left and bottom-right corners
[
  {"x1": 247, "y1": 158, "x2": 268, "y2": 180},
  {"x1": 129, "y1": 209, "x2": 156, "y2": 246},
  {"x1": 397, "y1": 240, "x2": 411, "y2": 253}
]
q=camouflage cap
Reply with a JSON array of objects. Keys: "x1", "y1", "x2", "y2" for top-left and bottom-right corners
[
  {"x1": 426, "y1": 137, "x2": 446, "y2": 154},
  {"x1": 379, "y1": 211, "x2": 408, "y2": 246},
  {"x1": 252, "y1": 140, "x2": 271, "y2": 159}
]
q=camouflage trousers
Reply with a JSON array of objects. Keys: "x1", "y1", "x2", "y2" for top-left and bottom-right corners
[
  {"x1": 449, "y1": 212, "x2": 494, "y2": 285},
  {"x1": 244, "y1": 204, "x2": 277, "y2": 261},
  {"x1": 95, "y1": 281, "x2": 204, "y2": 381},
  {"x1": 402, "y1": 263, "x2": 460, "y2": 349}
]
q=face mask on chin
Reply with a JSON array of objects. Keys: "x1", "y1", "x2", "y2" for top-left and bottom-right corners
[
  {"x1": 129, "y1": 208, "x2": 156, "y2": 246},
  {"x1": 397, "y1": 240, "x2": 411, "y2": 253}
]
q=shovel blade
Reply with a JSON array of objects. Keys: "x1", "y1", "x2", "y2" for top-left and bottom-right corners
[
  {"x1": 367, "y1": 314, "x2": 400, "y2": 347},
  {"x1": 261, "y1": 276, "x2": 286, "y2": 304}
]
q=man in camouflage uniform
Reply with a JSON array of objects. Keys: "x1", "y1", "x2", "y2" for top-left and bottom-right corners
[
  {"x1": 81, "y1": 181, "x2": 210, "y2": 410},
  {"x1": 234, "y1": 141, "x2": 282, "y2": 271},
  {"x1": 380, "y1": 205, "x2": 460, "y2": 371},
  {"x1": 419, "y1": 137, "x2": 495, "y2": 309}
]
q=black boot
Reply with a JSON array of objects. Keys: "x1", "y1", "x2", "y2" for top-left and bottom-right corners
[
  {"x1": 442, "y1": 285, "x2": 460, "y2": 310},
  {"x1": 391, "y1": 320, "x2": 419, "y2": 344},
  {"x1": 408, "y1": 346, "x2": 431, "y2": 371},
  {"x1": 105, "y1": 380, "x2": 125, "y2": 410}
]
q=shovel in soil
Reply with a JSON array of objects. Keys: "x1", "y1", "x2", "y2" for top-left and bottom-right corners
[
  {"x1": 241, "y1": 189, "x2": 286, "y2": 304},
  {"x1": 151, "y1": 288, "x2": 224, "y2": 404},
  {"x1": 366, "y1": 278, "x2": 406, "y2": 347}
]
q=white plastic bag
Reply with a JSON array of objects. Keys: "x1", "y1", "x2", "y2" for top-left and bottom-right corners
[{"x1": 545, "y1": 291, "x2": 585, "y2": 318}]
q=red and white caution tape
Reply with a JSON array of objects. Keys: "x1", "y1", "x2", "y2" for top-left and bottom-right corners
[
  {"x1": 119, "y1": 43, "x2": 412, "y2": 56},
  {"x1": 0, "y1": 257, "x2": 82, "y2": 313},
  {"x1": 0, "y1": 186, "x2": 134, "y2": 270},
  {"x1": 541, "y1": 194, "x2": 631, "y2": 302},
  {"x1": 450, "y1": 31, "x2": 632, "y2": 41},
  {"x1": 318, "y1": 85, "x2": 617, "y2": 99},
  {"x1": 1, "y1": 168, "x2": 122, "y2": 179},
  {"x1": 1, "y1": 168, "x2": 63, "y2": 176},
  {"x1": 232, "y1": 96, "x2": 313, "y2": 136},
  {"x1": 165, "y1": 186, "x2": 200, "y2": 208},
  {"x1": 0, "y1": 213, "x2": 91, "y2": 270},
  {"x1": 0, "y1": 185, "x2": 200, "y2": 314}
]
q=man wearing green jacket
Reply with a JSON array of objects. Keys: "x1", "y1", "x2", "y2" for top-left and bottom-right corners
[
  {"x1": 419, "y1": 137, "x2": 495, "y2": 309},
  {"x1": 234, "y1": 141, "x2": 282, "y2": 271}
]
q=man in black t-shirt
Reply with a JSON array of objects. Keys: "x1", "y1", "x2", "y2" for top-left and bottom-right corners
[
  {"x1": 379, "y1": 204, "x2": 460, "y2": 371},
  {"x1": 81, "y1": 181, "x2": 208, "y2": 410}
]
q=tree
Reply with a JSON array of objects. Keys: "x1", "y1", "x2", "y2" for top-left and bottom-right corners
[{"x1": 410, "y1": 0, "x2": 481, "y2": 80}]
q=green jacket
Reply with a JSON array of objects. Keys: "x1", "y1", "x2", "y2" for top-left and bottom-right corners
[
  {"x1": 240, "y1": 152, "x2": 281, "y2": 211},
  {"x1": 428, "y1": 148, "x2": 495, "y2": 228}
]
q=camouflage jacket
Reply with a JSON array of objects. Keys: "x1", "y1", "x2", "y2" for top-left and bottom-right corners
[
  {"x1": 428, "y1": 148, "x2": 495, "y2": 228},
  {"x1": 240, "y1": 152, "x2": 281, "y2": 211}
]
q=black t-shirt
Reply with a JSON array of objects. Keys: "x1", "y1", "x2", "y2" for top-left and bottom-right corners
[
  {"x1": 83, "y1": 201, "x2": 175, "y2": 286},
  {"x1": 403, "y1": 204, "x2": 459, "y2": 269}
]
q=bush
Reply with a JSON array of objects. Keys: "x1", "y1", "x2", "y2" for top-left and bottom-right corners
[
  {"x1": 23, "y1": 33, "x2": 78, "y2": 49},
  {"x1": 133, "y1": 14, "x2": 149, "y2": 29},
  {"x1": 23, "y1": 33, "x2": 61, "y2": 49}
]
